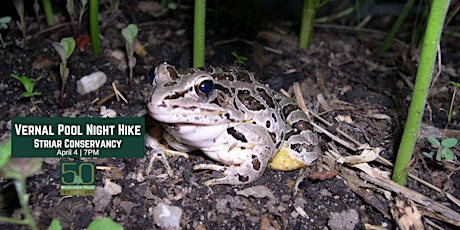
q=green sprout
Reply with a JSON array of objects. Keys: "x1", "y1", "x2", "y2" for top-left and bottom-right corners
[
  {"x1": 11, "y1": 73, "x2": 42, "y2": 111},
  {"x1": 231, "y1": 51, "x2": 247, "y2": 66},
  {"x1": 121, "y1": 23, "x2": 138, "y2": 89},
  {"x1": 66, "y1": 0, "x2": 88, "y2": 38},
  {"x1": 0, "y1": 138, "x2": 42, "y2": 230},
  {"x1": 11, "y1": 74, "x2": 43, "y2": 98},
  {"x1": 0, "y1": 16, "x2": 12, "y2": 48},
  {"x1": 52, "y1": 37, "x2": 75, "y2": 114},
  {"x1": 423, "y1": 137, "x2": 457, "y2": 162},
  {"x1": 439, "y1": 81, "x2": 460, "y2": 129}
]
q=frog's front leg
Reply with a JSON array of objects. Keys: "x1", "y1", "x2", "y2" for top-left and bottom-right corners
[
  {"x1": 192, "y1": 124, "x2": 274, "y2": 186},
  {"x1": 145, "y1": 125, "x2": 188, "y2": 177}
]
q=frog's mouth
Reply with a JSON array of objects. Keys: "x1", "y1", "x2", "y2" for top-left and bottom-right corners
[{"x1": 148, "y1": 109, "x2": 230, "y2": 126}]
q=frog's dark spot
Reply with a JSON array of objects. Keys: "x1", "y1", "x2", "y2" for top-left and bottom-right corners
[
  {"x1": 282, "y1": 103, "x2": 297, "y2": 116},
  {"x1": 166, "y1": 66, "x2": 179, "y2": 79},
  {"x1": 276, "y1": 141, "x2": 282, "y2": 149},
  {"x1": 165, "y1": 90, "x2": 187, "y2": 100},
  {"x1": 292, "y1": 120, "x2": 313, "y2": 131},
  {"x1": 238, "y1": 174, "x2": 249, "y2": 183},
  {"x1": 252, "y1": 155, "x2": 261, "y2": 170},
  {"x1": 266, "y1": 120, "x2": 271, "y2": 128},
  {"x1": 163, "y1": 81, "x2": 177, "y2": 87},
  {"x1": 256, "y1": 87, "x2": 276, "y2": 109},
  {"x1": 235, "y1": 71, "x2": 253, "y2": 83},
  {"x1": 271, "y1": 113, "x2": 277, "y2": 123},
  {"x1": 291, "y1": 143, "x2": 316, "y2": 153},
  {"x1": 238, "y1": 89, "x2": 266, "y2": 111},
  {"x1": 227, "y1": 127, "x2": 247, "y2": 142},
  {"x1": 214, "y1": 83, "x2": 233, "y2": 97}
]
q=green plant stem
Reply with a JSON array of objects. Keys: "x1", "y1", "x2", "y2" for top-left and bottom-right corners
[
  {"x1": 299, "y1": 0, "x2": 316, "y2": 49},
  {"x1": 89, "y1": 0, "x2": 100, "y2": 56},
  {"x1": 193, "y1": 0, "x2": 205, "y2": 68},
  {"x1": 42, "y1": 0, "x2": 55, "y2": 26},
  {"x1": 379, "y1": 0, "x2": 415, "y2": 54},
  {"x1": 392, "y1": 0, "x2": 450, "y2": 185},
  {"x1": 445, "y1": 85, "x2": 457, "y2": 128},
  {"x1": 15, "y1": 180, "x2": 38, "y2": 230}
]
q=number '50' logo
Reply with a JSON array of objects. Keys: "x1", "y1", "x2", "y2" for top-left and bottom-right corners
[{"x1": 60, "y1": 162, "x2": 95, "y2": 185}]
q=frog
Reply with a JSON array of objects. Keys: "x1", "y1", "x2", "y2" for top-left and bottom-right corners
[{"x1": 145, "y1": 63, "x2": 321, "y2": 186}]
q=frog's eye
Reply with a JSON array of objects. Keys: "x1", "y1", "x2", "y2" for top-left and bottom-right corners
[{"x1": 195, "y1": 78, "x2": 214, "y2": 96}]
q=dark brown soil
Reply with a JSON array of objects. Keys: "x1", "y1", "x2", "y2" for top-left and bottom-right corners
[{"x1": 1, "y1": 0, "x2": 460, "y2": 229}]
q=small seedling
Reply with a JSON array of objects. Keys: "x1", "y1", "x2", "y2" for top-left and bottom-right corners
[
  {"x1": 11, "y1": 74, "x2": 42, "y2": 98},
  {"x1": 52, "y1": 37, "x2": 75, "y2": 114},
  {"x1": 0, "y1": 16, "x2": 12, "y2": 48},
  {"x1": 11, "y1": 73, "x2": 42, "y2": 112},
  {"x1": 0, "y1": 138, "x2": 42, "y2": 230},
  {"x1": 121, "y1": 24, "x2": 138, "y2": 89},
  {"x1": 33, "y1": 0, "x2": 41, "y2": 31},
  {"x1": 231, "y1": 51, "x2": 248, "y2": 66},
  {"x1": 440, "y1": 81, "x2": 460, "y2": 129},
  {"x1": 12, "y1": 0, "x2": 27, "y2": 46},
  {"x1": 67, "y1": 0, "x2": 88, "y2": 38},
  {"x1": 423, "y1": 137, "x2": 458, "y2": 162}
]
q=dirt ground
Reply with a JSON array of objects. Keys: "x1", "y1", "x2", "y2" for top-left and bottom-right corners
[{"x1": 1, "y1": 0, "x2": 460, "y2": 229}]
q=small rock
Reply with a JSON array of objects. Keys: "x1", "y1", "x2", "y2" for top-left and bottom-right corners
[
  {"x1": 152, "y1": 203, "x2": 182, "y2": 230},
  {"x1": 328, "y1": 209, "x2": 360, "y2": 230},
  {"x1": 77, "y1": 71, "x2": 107, "y2": 95},
  {"x1": 236, "y1": 185, "x2": 276, "y2": 201},
  {"x1": 93, "y1": 186, "x2": 112, "y2": 212},
  {"x1": 104, "y1": 179, "x2": 122, "y2": 195}
]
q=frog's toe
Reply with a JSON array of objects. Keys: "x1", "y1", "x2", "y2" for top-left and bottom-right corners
[{"x1": 146, "y1": 149, "x2": 174, "y2": 177}]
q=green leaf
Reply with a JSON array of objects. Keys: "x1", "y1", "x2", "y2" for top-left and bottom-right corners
[
  {"x1": 443, "y1": 148, "x2": 456, "y2": 161},
  {"x1": 47, "y1": 219, "x2": 62, "y2": 230},
  {"x1": 21, "y1": 92, "x2": 33, "y2": 98},
  {"x1": 436, "y1": 149, "x2": 442, "y2": 161},
  {"x1": 122, "y1": 24, "x2": 138, "y2": 43},
  {"x1": 52, "y1": 42, "x2": 67, "y2": 63},
  {"x1": 34, "y1": 76, "x2": 43, "y2": 83},
  {"x1": 422, "y1": 151, "x2": 434, "y2": 158},
  {"x1": 0, "y1": 16, "x2": 11, "y2": 24},
  {"x1": 450, "y1": 81, "x2": 460, "y2": 88},
  {"x1": 61, "y1": 37, "x2": 75, "y2": 59},
  {"x1": 427, "y1": 137, "x2": 441, "y2": 147},
  {"x1": 11, "y1": 74, "x2": 37, "y2": 96},
  {"x1": 0, "y1": 138, "x2": 11, "y2": 168},
  {"x1": 87, "y1": 218, "x2": 123, "y2": 230},
  {"x1": 441, "y1": 138, "x2": 458, "y2": 148},
  {"x1": 1, "y1": 158, "x2": 42, "y2": 181}
]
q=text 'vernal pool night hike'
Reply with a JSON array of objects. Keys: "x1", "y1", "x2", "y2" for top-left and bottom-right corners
[{"x1": 11, "y1": 117, "x2": 145, "y2": 158}]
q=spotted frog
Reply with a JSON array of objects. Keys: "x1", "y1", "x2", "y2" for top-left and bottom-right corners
[{"x1": 145, "y1": 63, "x2": 320, "y2": 185}]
